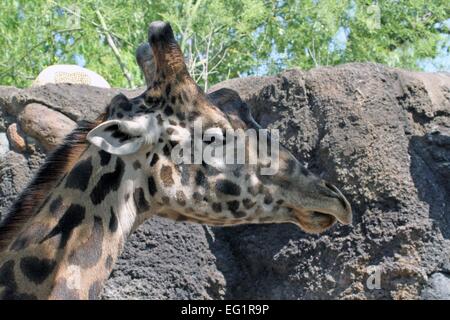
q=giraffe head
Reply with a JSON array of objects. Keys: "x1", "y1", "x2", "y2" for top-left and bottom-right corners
[{"x1": 87, "y1": 21, "x2": 352, "y2": 233}]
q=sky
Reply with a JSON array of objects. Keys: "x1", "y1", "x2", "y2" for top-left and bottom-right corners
[
  {"x1": 417, "y1": 19, "x2": 450, "y2": 72},
  {"x1": 418, "y1": 52, "x2": 450, "y2": 72}
]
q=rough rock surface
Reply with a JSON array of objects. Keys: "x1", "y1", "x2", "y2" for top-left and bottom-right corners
[
  {"x1": 6, "y1": 123, "x2": 26, "y2": 153},
  {"x1": 0, "y1": 63, "x2": 449, "y2": 299},
  {"x1": 18, "y1": 103, "x2": 77, "y2": 151},
  {"x1": 101, "y1": 218, "x2": 225, "y2": 300}
]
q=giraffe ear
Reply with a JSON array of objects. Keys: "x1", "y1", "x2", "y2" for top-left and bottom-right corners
[
  {"x1": 136, "y1": 42, "x2": 156, "y2": 87},
  {"x1": 87, "y1": 116, "x2": 161, "y2": 156}
]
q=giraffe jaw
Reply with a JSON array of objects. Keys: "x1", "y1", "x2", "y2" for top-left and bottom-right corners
[
  {"x1": 292, "y1": 209, "x2": 336, "y2": 234},
  {"x1": 290, "y1": 184, "x2": 352, "y2": 234}
]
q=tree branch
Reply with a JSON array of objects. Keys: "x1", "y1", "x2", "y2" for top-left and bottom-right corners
[{"x1": 94, "y1": 9, "x2": 134, "y2": 88}]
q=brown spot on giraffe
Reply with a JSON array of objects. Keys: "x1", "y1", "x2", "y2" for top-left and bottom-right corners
[{"x1": 160, "y1": 165, "x2": 174, "y2": 187}]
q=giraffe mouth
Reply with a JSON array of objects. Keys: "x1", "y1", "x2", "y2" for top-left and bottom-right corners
[
  {"x1": 288, "y1": 182, "x2": 352, "y2": 233},
  {"x1": 297, "y1": 182, "x2": 352, "y2": 227},
  {"x1": 291, "y1": 209, "x2": 338, "y2": 233},
  {"x1": 311, "y1": 211, "x2": 337, "y2": 228}
]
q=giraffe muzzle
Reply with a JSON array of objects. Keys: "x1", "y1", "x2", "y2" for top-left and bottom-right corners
[
  {"x1": 291, "y1": 180, "x2": 352, "y2": 233},
  {"x1": 322, "y1": 182, "x2": 352, "y2": 225}
]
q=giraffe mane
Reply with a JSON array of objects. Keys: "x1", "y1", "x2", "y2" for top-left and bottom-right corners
[{"x1": 0, "y1": 115, "x2": 105, "y2": 252}]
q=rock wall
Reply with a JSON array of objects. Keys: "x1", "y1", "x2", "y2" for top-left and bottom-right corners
[{"x1": 0, "y1": 63, "x2": 449, "y2": 299}]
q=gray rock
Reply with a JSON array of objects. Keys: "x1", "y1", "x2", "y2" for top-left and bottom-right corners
[
  {"x1": 0, "y1": 86, "x2": 21, "y2": 116},
  {"x1": 0, "y1": 151, "x2": 32, "y2": 218},
  {"x1": 101, "y1": 217, "x2": 225, "y2": 300},
  {"x1": 0, "y1": 83, "x2": 141, "y2": 122},
  {"x1": 0, "y1": 63, "x2": 449, "y2": 300},
  {"x1": 421, "y1": 273, "x2": 450, "y2": 299},
  {"x1": 18, "y1": 103, "x2": 77, "y2": 151},
  {"x1": 209, "y1": 63, "x2": 450, "y2": 299}
]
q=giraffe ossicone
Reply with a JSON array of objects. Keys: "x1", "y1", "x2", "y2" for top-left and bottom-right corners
[{"x1": 0, "y1": 21, "x2": 352, "y2": 300}]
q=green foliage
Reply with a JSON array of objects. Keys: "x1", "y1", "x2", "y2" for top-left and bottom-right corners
[{"x1": 0, "y1": 0, "x2": 448, "y2": 89}]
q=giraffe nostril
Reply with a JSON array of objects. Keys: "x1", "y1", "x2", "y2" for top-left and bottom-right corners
[
  {"x1": 320, "y1": 182, "x2": 339, "y2": 198},
  {"x1": 324, "y1": 182, "x2": 335, "y2": 191},
  {"x1": 322, "y1": 182, "x2": 351, "y2": 214},
  {"x1": 335, "y1": 189, "x2": 349, "y2": 210},
  {"x1": 324, "y1": 182, "x2": 343, "y2": 201}
]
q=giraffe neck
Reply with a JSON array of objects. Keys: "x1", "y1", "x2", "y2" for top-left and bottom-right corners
[{"x1": 0, "y1": 146, "x2": 142, "y2": 299}]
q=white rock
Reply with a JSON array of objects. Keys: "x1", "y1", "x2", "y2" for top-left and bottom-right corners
[{"x1": 32, "y1": 64, "x2": 111, "y2": 88}]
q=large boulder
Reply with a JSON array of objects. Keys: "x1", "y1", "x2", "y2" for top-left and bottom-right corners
[
  {"x1": 0, "y1": 63, "x2": 449, "y2": 299},
  {"x1": 18, "y1": 103, "x2": 77, "y2": 151},
  {"x1": 209, "y1": 63, "x2": 450, "y2": 299}
]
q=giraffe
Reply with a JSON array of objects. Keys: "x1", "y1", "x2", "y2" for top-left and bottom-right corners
[{"x1": 0, "y1": 21, "x2": 352, "y2": 300}]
